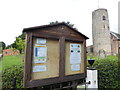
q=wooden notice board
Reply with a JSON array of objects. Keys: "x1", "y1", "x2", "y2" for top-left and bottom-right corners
[
  {"x1": 23, "y1": 22, "x2": 89, "y2": 88},
  {"x1": 65, "y1": 41, "x2": 84, "y2": 75},
  {"x1": 31, "y1": 38, "x2": 59, "y2": 80}
]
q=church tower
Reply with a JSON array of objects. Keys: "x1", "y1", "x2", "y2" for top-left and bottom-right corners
[{"x1": 92, "y1": 8, "x2": 111, "y2": 55}]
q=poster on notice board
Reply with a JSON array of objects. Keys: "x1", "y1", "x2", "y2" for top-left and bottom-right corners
[
  {"x1": 34, "y1": 38, "x2": 47, "y2": 63},
  {"x1": 70, "y1": 43, "x2": 81, "y2": 71}
]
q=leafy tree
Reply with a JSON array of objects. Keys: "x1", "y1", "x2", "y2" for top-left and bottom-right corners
[
  {"x1": 6, "y1": 33, "x2": 26, "y2": 54},
  {"x1": 12, "y1": 33, "x2": 26, "y2": 53},
  {"x1": 50, "y1": 21, "x2": 59, "y2": 24},
  {"x1": 49, "y1": 21, "x2": 78, "y2": 30},
  {"x1": 66, "y1": 21, "x2": 74, "y2": 27},
  {"x1": 18, "y1": 33, "x2": 26, "y2": 40},
  {"x1": 0, "y1": 42, "x2": 6, "y2": 50},
  {"x1": 15, "y1": 37, "x2": 25, "y2": 53},
  {"x1": 5, "y1": 45, "x2": 11, "y2": 49}
]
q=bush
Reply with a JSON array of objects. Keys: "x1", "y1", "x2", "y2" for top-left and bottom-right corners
[
  {"x1": 2, "y1": 64, "x2": 24, "y2": 89},
  {"x1": 2, "y1": 56, "x2": 120, "y2": 88},
  {"x1": 87, "y1": 56, "x2": 120, "y2": 88}
]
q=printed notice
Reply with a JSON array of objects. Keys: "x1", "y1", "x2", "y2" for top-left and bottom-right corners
[
  {"x1": 34, "y1": 44, "x2": 47, "y2": 63},
  {"x1": 71, "y1": 64, "x2": 80, "y2": 71},
  {"x1": 33, "y1": 65, "x2": 47, "y2": 72},
  {"x1": 70, "y1": 44, "x2": 81, "y2": 64},
  {"x1": 36, "y1": 38, "x2": 46, "y2": 44}
]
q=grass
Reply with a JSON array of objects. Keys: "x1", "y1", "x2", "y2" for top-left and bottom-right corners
[
  {"x1": 0, "y1": 54, "x2": 118, "y2": 72},
  {"x1": 0, "y1": 54, "x2": 118, "y2": 71},
  {"x1": 87, "y1": 55, "x2": 118, "y2": 61},
  {"x1": 0, "y1": 54, "x2": 24, "y2": 70},
  {"x1": 0, "y1": 54, "x2": 24, "y2": 89},
  {"x1": 0, "y1": 54, "x2": 119, "y2": 88}
]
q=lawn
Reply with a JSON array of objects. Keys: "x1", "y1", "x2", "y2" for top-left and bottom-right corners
[
  {"x1": 0, "y1": 54, "x2": 24, "y2": 70},
  {"x1": 0, "y1": 54, "x2": 24, "y2": 88},
  {"x1": 87, "y1": 55, "x2": 118, "y2": 61}
]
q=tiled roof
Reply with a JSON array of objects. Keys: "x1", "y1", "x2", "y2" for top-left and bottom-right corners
[{"x1": 110, "y1": 31, "x2": 120, "y2": 40}]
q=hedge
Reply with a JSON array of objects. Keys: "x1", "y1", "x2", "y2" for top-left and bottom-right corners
[
  {"x1": 2, "y1": 64, "x2": 24, "y2": 89},
  {"x1": 87, "y1": 56, "x2": 120, "y2": 88},
  {"x1": 2, "y1": 56, "x2": 120, "y2": 88}
]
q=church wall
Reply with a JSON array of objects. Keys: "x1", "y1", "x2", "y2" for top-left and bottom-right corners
[{"x1": 111, "y1": 34, "x2": 119, "y2": 55}]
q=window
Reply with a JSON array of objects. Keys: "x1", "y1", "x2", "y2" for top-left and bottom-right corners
[
  {"x1": 90, "y1": 48, "x2": 93, "y2": 53},
  {"x1": 103, "y1": 16, "x2": 106, "y2": 20},
  {"x1": 5, "y1": 51, "x2": 8, "y2": 55},
  {"x1": 104, "y1": 25, "x2": 105, "y2": 28}
]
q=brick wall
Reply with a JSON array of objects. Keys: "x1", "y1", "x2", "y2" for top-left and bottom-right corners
[
  {"x1": 111, "y1": 34, "x2": 119, "y2": 55},
  {"x1": 3, "y1": 49, "x2": 20, "y2": 56}
]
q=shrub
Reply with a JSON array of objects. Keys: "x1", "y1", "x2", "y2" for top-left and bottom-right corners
[
  {"x1": 2, "y1": 64, "x2": 24, "y2": 89},
  {"x1": 87, "y1": 56, "x2": 120, "y2": 88},
  {"x1": 2, "y1": 56, "x2": 120, "y2": 88}
]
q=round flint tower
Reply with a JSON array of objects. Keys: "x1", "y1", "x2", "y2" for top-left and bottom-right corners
[{"x1": 92, "y1": 8, "x2": 111, "y2": 55}]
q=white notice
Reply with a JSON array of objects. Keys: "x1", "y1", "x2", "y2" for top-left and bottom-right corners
[
  {"x1": 71, "y1": 64, "x2": 80, "y2": 71},
  {"x1": 34, "y1": 44, "x2": 47, "y2": 63},
  {"x1": 36, "y1": 38, "x2": 46, "y2": 44},
  {"x1": 33, "y1": 65, "x2": 47, "y2": 72},
  {"x1": 70, "y1": 44, "x2": 81, "y2": 64}
]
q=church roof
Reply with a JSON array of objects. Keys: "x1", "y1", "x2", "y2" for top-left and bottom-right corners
[{"x1": 110, "y1": 31, "x2": 120, "y2": 40}]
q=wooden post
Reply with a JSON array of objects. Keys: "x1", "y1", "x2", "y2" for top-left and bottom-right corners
[{"x1": 11, "y1": 78, "x2": 16, "y2": 90}]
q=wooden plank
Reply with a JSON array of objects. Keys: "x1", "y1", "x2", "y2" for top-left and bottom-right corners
[
  {"x1": 32, "y1": 32, "x2": 60, "y2": 40},
  {"x1": 23, "y1": 33, "x2": 33, "y2": 87},
  {"x1": 31, "y1": 38, "x2": 60, "y2": 80},
  {"x1": 83, "y1": 40, "x2": 87, "y2": 77},
  {"x1": 59, "y1": 37, "x2": 65, "y2": 81},
  {"x1": 31, "y1": 26, "x2": 86, "y2": 41}
]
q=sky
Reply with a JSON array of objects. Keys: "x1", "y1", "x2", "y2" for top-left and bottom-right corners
[{"x1": 0, "y1": 0, "x2": 119, "y2": 46}]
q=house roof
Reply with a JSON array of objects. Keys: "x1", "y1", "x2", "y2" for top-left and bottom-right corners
[
  {"x1": 23, "y1": 22, "x2": 89, "y2": 39},
  {"x1": 110, "y1": 31, "x2": 120, "y2": 40}
]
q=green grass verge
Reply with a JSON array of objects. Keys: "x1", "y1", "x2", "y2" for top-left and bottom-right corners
[
  {"x1": 87, "y1": 55, "x2": 118, "y2": 61},
  {"x1": 0, "y1": 54, "x2": 24, "y2": 88},
  {"x1": 1, "y1": 54, "x2": 24, "y2": 70}
]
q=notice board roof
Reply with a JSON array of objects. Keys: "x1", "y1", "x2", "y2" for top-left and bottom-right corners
[{"x1": 23, "y1": 22, "x2": 89, "y2": 39}]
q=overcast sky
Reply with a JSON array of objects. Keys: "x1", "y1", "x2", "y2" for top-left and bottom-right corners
[{"x1": 0, "y1": 0, "x2": 119, "y2": 46}]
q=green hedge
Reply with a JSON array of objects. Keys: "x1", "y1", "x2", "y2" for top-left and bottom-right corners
[
  {"x1": 2, "y1": 56, "x2": 120, "y2": 88},
  {"x1": 2, "y1": 64, "x2": 24, "y2": 89},
  {"x1": 87, "y1": 56, "x2": 120, "y2": 88}
]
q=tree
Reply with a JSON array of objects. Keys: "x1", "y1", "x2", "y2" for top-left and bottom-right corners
[
  {"x1": 15, "y1": 37, "x2": 25, "y2": 53},
  {"x1": 12, "y1": 33, "x2": 26, "y2": 53},
  {"x1": 50, "y1": 21, "x2": 59, "y2": 24},
  {"x1": 6, "y1": 33, "x2": 26, "y2": 54},
  {"x1": 18, "y1": 33, "x2": 26, "y2": 40},
  {"x1": 0, "y1": 42, "x2": 6, "y2": 50},
  {"x1": 49, "y1": 21, "x2": 78, "y2": 30}
]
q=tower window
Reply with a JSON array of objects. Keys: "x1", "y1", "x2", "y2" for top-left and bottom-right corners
[
  {"x1": 104, "y1": 25, "x2": 105, "y2": 28},
  {"x1": 103, "y1": 16, "x2": 106, "y2": 20},
  {"x1": 90, "y1": 48, "x2": 93, "y2": 53}
]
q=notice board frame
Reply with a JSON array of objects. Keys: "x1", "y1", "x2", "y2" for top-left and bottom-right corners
[{"x1": 23, "y1": 23, "x2": 88, "y2": 88}]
